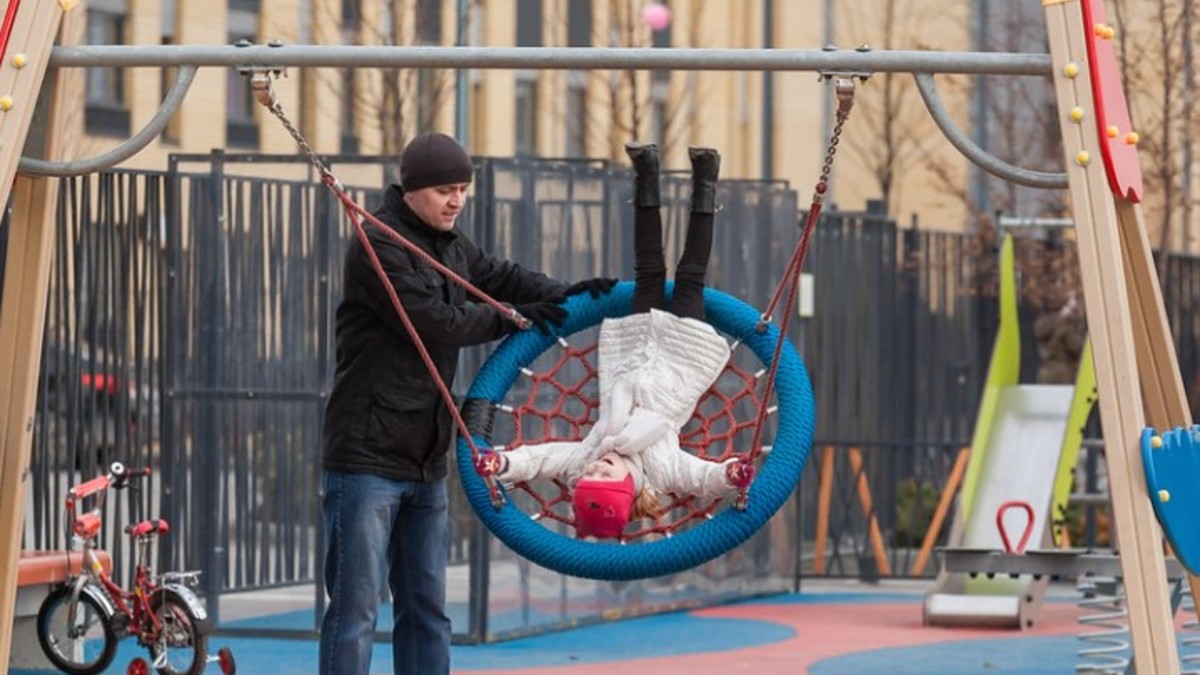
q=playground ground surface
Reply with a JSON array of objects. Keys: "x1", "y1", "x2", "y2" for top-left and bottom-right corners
[{"x1": 14, "y1": 577, "x2": 1199, "y2": 674}]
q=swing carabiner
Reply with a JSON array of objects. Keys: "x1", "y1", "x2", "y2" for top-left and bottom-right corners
[{"x1": 834, "y1": 77, "x2": 857, "y2": 115}]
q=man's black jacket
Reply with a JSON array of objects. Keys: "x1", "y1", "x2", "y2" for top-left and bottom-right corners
[{"x1": 322, "y1": 185, "x2": 566, "y2": 481}]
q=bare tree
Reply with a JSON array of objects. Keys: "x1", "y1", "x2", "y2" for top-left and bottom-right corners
[
  {"x1": 549, "y1": 0, "x2": 700, "y2": 162},
  {"x1": 1113, "y1": 0, "x2": 1200, "y2": 254},
  {"x1": 839, "y1": 0, "x2": 934, "y2": 213},
  {"x1": 321, "y1": 0, "x2": 456, "y2": 155}
]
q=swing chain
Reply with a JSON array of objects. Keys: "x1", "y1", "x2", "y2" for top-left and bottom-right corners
[
  {"x1": 248, "y1": 69, "x2": 345, "y2": 193},
  {"x1": 814, "y1": 78, "x2": 856, "y2": 204}
]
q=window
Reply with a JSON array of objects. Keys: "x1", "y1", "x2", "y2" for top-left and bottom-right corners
[
  {"x1": 226, "y1": 58, "x2": 258, "y2": 148},
  {"x1": 514, "y1": 0, "x2": 541, "y2": 155},
  {"x1": 416, "y1": 0, "x2": 442, "y2": 44},
  {"x1": 159, "y1": 0, "x2": 180, "y2": 143},
  {"x1": 567, "y1": 0, "x2": 591, "y2": 47},
  {"x1": 417, "y1": 69, "x2": 440, "y2": 131},
  {"x1": 340, "y1": 69, "x2": 358, "y2": 154},
  {"x1": 649, "y1": 80, "x2": 669, "y2": 146},
  {"x1": 84, "y1": 3, "x2": 130, "y2": 137},
  {"x1": 227, "y1": 5, "x2": 260, "y2": 148},
  {"x1": 565, "y1": 73, "x2": 587, "y2": 157},
  {"x1": 515, "y1": 0, "x2": 542, "y2": 47},
  {"x1": 565, "y1": 2, "x2": 592, "y2": 155},
  {"x1": 651, "y1": 2, "x2": 671, "y2": 48},
  {"x1": 342, "y1": 0, "x2": 361, "y2": 24},
  {"x1": 340, "y1": 5, "x2": 360, "y2": 153},
  {"x1": 514, "y1": 75, "x2": 538, "y2": 156},
  {"x1": 649, "y1": 2, "x2": 670, "y2": 146}
]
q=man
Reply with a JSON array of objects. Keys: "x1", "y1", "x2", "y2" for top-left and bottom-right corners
[{"x1": 319, "y1": 132, "x2": 614, "y2": 675}]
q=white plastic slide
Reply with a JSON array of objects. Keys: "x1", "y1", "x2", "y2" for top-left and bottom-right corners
[{"x1": 924, "y1": 385, "x2": 1074, "y2": 629}]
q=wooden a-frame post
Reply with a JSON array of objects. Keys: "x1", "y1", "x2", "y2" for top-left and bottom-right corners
[
  {"x1": 0, "y1": 0, "x2": 78, "y2": 670},
  {"x1": 1044, "y1": 0, "x2": 1196, "y2": 672}
]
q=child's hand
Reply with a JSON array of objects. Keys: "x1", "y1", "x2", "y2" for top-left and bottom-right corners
[
  {"x1": 724, "y1": 459, "x2": 755, "y2": 489},
  {"x1": 474, "y1": 451, "x2": 508, "y2": 477}
]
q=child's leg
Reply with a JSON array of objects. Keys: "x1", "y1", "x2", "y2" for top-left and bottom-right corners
[
  {"x1": 626, "y1": 141, "x2": 666, "y2": 314},
  {"x1": 673, "y1": 146, "x2": 720, "y2": 321}
]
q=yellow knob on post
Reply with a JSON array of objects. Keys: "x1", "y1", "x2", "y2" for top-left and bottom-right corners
[
  {"x1": 0, "y1": 96, "x2": 13, "y2": 111},
  {"x1": 1064, "y1": 63, "x2": 1079, "y2": 78},
  {"x1": 1076, "y1": 151, "x2": 1090, "y2": 166},
  {"x1": 11, "y1": 53, "x2": 26, "y2": 68},
  {"x1": 1070, "y1": 107, "x2": 1085, "y2": 122}
]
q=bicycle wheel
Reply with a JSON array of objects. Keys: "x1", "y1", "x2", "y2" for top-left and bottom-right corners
[
  {"x1": 36, "y1": 585, "x2": 118, "y2": 675},
  {"x1": 148, "y1": 596, "x2": 207, "y2": 675}
]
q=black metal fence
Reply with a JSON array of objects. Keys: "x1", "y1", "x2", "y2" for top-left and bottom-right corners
[{"x1": 9, "y1": 154, "x2": 1200, "y2": 642}]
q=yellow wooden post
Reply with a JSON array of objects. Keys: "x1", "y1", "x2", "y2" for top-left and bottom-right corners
[
  {"x1": 1043, "y1": 0, "x2": 1181, "y2": 671},
  {"x1": 0, "y1": 1, "x2": 77, "y2": 669}
]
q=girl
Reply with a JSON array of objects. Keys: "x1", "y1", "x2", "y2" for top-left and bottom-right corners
[{"x1": 477, "y1": 143, "x2": 753, "y2": 539}]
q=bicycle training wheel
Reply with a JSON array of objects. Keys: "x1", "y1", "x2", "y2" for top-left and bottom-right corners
[
  {"x1": 148, "y1": 596, "x2": 208, "y2": 675},
  {"x1": 36, "y1": 585, "x2": 118, "y2": 675}
]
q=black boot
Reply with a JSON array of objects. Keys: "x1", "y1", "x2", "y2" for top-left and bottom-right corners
[
  {"x1": 688, "y1": 146, "x2": 720, "y2": 214},
  {"x1": 625, "y1": 141, "x2": 661, "y2": 208}
]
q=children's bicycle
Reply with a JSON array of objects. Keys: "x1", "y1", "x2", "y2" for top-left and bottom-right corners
[{"x1": 35, "y1": 461, "x2": 236, "y2": 675}]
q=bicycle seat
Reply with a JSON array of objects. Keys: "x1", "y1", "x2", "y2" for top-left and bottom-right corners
[{"x1": 126, "y1": 519, "x2": 170, "y2": 538}]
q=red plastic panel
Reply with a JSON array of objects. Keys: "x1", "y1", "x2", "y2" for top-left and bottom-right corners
[{"x1": 1081, "y1": 0, "x2": 1143, "y2": 202}]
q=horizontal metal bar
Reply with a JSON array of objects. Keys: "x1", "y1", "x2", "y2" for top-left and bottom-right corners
[
  {"x1": 48, "y1": 45, "x2": 1054, "y2": 76},
  {"x1": 165, "y1": 388, "x2": 327, "y2": 401}
]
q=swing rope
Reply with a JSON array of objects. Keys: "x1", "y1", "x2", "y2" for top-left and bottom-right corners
[
  {"x1": 735, "y1": 77, "x2": 857, "y2": 508},
  {"x1": 248, "y1": 72, "x2": 515, "y2": 506}
]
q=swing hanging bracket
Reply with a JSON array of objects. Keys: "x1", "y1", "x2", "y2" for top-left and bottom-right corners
[{"x1": 236, "y1": 39, "x2": 288, "y2": 109}]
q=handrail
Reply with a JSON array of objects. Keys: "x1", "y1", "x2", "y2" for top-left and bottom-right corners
[
  {"x1": 18, "y1": 65, "x2": 197, "y2": 177},
  {"x1": 914, "y1": 72, "x2": 1068, "y2": 190}
]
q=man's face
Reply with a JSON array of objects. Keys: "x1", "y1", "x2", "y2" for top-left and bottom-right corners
[{"x1": 404, "y1": 183, "x2": 470, "y2": 232}]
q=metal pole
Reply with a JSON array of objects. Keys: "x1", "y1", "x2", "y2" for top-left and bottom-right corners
[
  {"x1": 761, "y1": 0, "x2": 774, "y2": 181},
  {"x1": 48, "y1": 44, "x2": 1054, "y2": 75},
  {"x1": 969, "y1": 0, "x2": 991, "y2": 226},
  {"x1": 454, "y1": 0, "x2": 469, "y2": 146}
]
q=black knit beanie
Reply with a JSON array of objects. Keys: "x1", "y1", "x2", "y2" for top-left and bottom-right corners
[{"x1": 399, "y1": 132, "x2": 474, "y2": 192}]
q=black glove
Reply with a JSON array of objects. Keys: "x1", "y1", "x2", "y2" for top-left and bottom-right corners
[
  {"x1": 563, "y1": 277, "x2": 619, "y2": 299},
  {"x1": 513, "y1": 301, "x2": 568, "y2": 335}
]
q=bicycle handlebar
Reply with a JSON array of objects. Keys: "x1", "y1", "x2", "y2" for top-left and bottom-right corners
[{"x1": 67, "y1": 462, "x2": 152, "y2": 503}]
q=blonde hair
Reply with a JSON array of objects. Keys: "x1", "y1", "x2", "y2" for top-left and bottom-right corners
[{"x1": 632, "y1": 488, "x2": 663, "y2": 520}]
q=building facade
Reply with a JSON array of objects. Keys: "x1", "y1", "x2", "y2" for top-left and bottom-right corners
[{"x1": 64, "y1": 1, "x2": 1199, "y2": 241}]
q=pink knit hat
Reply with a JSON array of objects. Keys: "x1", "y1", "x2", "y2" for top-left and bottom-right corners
[{"x1": 572, "y1": 474, "x2": 636, "y2": 539}]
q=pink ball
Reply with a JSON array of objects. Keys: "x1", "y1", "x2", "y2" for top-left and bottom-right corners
[{"x1": 642, "y1": 3, "x2": 671, "y2": 31}]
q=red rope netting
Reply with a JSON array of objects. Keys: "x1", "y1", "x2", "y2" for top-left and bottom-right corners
[{"x1": 496, "y1": 334, "x2": 774, "y2": 540}]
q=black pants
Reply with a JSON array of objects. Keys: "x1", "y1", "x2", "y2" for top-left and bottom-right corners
[{"x1": 631, "y1": 207, "x2": 713, "y2": 321}]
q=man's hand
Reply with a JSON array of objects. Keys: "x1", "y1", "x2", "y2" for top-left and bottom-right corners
[
  {"x1": 513, "y1": 301, "x2": 568, "y2": 334},
  {"x1": 474, "y1": 451, "x2": 508, "y2": 477},
  {"x1": 563, "y1": 277, "x2": 619, "y2": 299},
  {"x1": 724, "y1": 459, "x2": 755, "y2": 489}
]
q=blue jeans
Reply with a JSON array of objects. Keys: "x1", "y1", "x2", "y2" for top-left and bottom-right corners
[{"x1": 319, "y1": 471, "x2": 451, "y2": 675}]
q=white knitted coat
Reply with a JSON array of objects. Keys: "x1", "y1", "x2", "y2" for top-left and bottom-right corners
[{"x1": 500, "y1": 309, "x2": 734, "y2": 500}]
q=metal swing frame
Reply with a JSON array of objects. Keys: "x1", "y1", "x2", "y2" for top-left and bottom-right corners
[{"x1": 0, "y1": 6, "x2": 1190, "y2": 667}]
